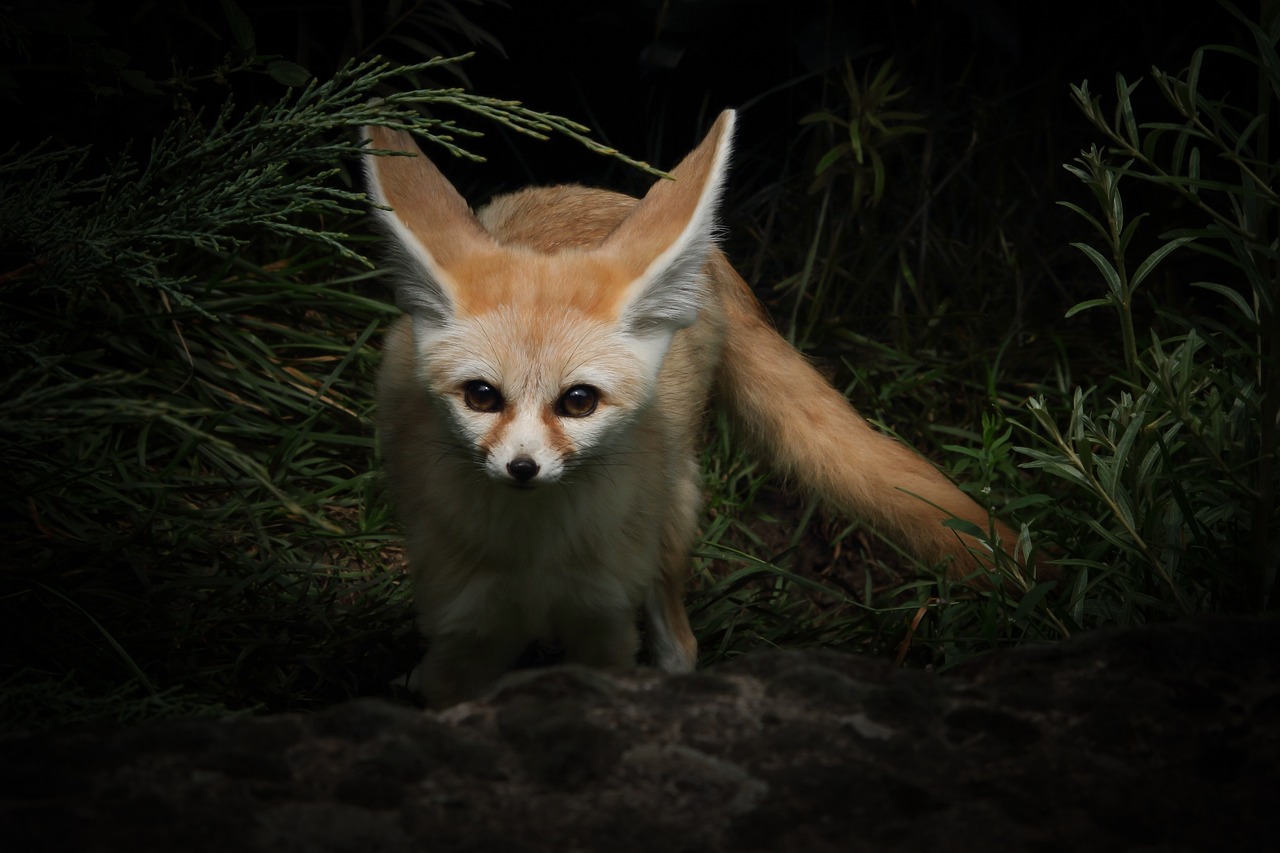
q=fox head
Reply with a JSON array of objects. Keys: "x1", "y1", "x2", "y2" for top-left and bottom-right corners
[{"x1": 363, "y1": 110, "x2": 736, "y2": 487}]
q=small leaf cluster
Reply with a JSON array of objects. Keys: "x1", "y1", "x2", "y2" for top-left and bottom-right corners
[{"x1": 801, "y1": 58, "x2": 928, "y2": 211}]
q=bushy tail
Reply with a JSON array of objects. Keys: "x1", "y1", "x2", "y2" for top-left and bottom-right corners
[{"x1": 710, "y1": 254, "x2": 1018, "y2": 577}]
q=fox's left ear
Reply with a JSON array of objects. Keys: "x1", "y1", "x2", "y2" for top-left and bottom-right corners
[
  {"x1": 361, "y1": 124, "x2": 496, "y2": 335},
  {"x1": 601, "y1": 109, "x2": 735, "y2": 337}
]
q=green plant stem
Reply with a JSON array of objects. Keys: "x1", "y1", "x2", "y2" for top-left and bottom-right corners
[
  {"x1": 787, "y1": 186, "x2": 829, "y2": 345},
  {"x1": 1108, "y1": 220, "x2": 1140, "y2": 381},
  {"x1": 1091, "y1": 152, "x2": 1141, "y2": 379}
]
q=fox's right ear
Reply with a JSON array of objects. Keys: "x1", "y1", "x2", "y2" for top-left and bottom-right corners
[{"x1": 361, "y1": 125, "x2": 493, "y2": 330}]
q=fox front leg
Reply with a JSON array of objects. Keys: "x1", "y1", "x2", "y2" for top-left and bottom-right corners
[
  {"x1": 556, "y1": 607, "x2": 641, "y2": 671},
  {"x1": 410, "y1": 630, "x2": 528, "y2": 709}
]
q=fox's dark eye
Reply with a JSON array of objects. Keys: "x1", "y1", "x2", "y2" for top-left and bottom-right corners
[
  {"x1": 463, "y1": 380, "x2": 503, "y2": 413},
  {"x1": 557, "y1": 384, "x2": 599, "y2": 418}
]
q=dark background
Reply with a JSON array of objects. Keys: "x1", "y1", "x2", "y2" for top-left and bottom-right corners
[
  {"x1": 448, "y1": 0, "x2": 1245, "y2": 190},
  {"x1": 5, "y1": 0, "x2": 1247, "y2": 203}
]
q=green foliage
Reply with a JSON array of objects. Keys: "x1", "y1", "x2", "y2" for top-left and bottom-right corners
[
  {"x1": 802, "y1": 59, "x2": 928, "y2": 211},
  {"x1": 1016, "y1": 0, "x2": 1278, "y2": 620},
  {"x1": 779, "y1": 59, "x2": 930, "y2": 349},
  {"x1": 3, "y1": 54, "x2": 649, "y2": 311},
  {"x1": 747, "y1": 49, "x2": 1039, "y2": 372}
]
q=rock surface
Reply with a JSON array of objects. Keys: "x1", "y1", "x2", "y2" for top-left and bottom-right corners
[{"x1": 4, "y1": 616, "x2": 1278, "y2": 852}]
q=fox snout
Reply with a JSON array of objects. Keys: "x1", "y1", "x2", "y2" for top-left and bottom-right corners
[
  {"x1": 476, "y1": 413, "x2": 568, "y2": 486},
  {"x1": 506, "y1": 455, "x2": 539, "y2": 484},
  {"x1": 482, "y1": 441, "x2": 554, "y2": 486}
]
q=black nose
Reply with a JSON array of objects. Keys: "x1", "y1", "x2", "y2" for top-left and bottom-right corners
[{"x1": 507, "y1": 456, "x2": 539, "y2": 482}]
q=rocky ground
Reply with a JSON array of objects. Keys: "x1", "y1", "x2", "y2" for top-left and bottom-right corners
[{"x1": 4, "y1": 615, "x2": 1277, "y2": 852}]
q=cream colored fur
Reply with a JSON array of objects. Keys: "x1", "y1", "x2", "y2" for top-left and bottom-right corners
[{"x1": 365, "y1": 110, "x2": 1018, "y2": 707}]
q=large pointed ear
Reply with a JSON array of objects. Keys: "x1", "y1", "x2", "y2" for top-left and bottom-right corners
[
  {"x1": 601, "y1": 109, "x2": 736, "y2": 336},
  {"x1": 361, "y1": 125, "x2": 494, "y2": 328}
]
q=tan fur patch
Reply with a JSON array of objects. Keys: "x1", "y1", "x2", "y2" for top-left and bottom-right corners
[
  {"x1": 539, "y1": 403, "x2": 573, "y2": 457},
  {"x1": 477, "y1": 400, "x2": 517, "y2": 455},
  {"x1": 447, "y1": 251, "x2": 635, "y2": 323},
  {"x1": 479, "y1": 186, "x2": 639, "y2": 251}
]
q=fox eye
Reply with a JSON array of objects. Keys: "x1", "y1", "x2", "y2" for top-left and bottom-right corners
[
  {"x1": 557, "y1": 384, "x2": 599, "y2": 418},
  {"x1": 463, "y1": 380, "x2": 503, "y2": 413}
]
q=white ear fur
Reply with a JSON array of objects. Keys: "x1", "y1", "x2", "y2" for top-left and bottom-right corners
[
  {"x1": 606, "y1": 110, "x2": 736, "y2": 340},
  {"x1": 361, "y1": 125, "x2": 491, "y2": 334}
]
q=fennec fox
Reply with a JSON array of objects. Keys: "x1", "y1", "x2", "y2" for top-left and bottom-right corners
[{"x1": 364, "y1": 110, "x2": 1019, "y2": 707}]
